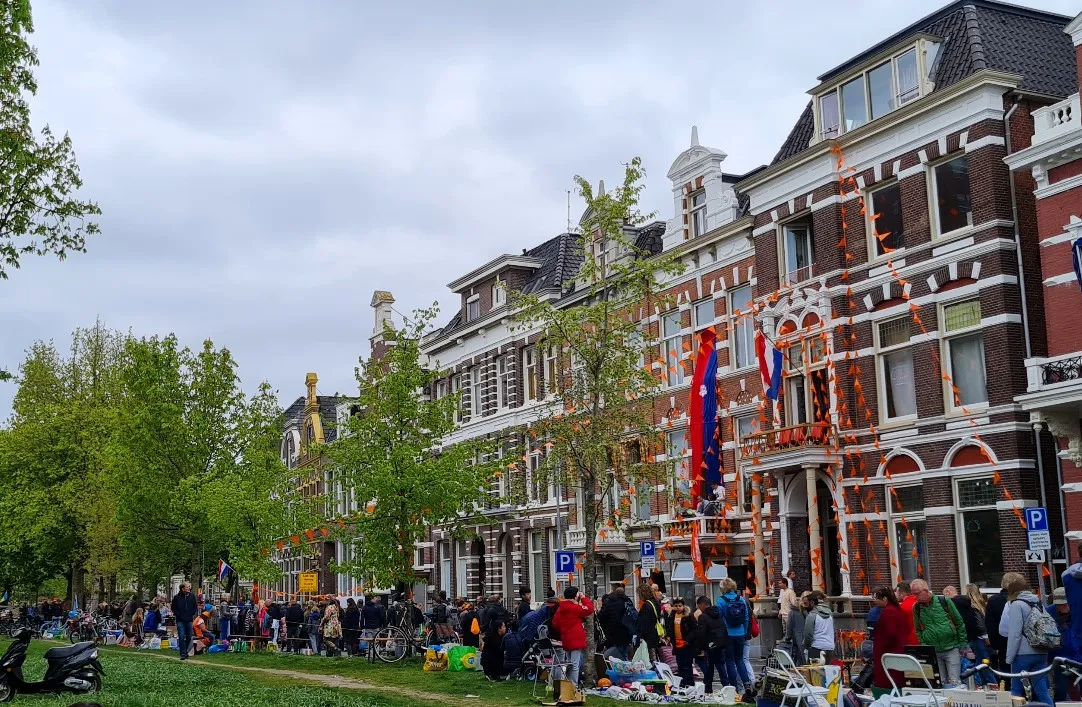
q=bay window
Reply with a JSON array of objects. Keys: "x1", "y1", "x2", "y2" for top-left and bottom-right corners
[
  {"x1": 876, "y1": 316, "x2": 917, "y2": 420},
  {"x1": 662, "y1": 311, "x2": 685, "y2": 386},
  {"x1": 942, "y1": 299, "x2": 987, "y2": 408},
  {"x1": 933, "y1": 155, "x2": 972, "y2": 236},
  {"x1": 956, "y1": 477, "x2": 1003, "y2": 588},
  {"x1": 869, "y1": 182, "x2": 904, "y2": 256}
]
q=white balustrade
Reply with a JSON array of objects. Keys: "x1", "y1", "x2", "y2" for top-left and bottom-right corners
[{"x1": 1032, "y1": 93, "x2": 1080, "y2": 146}]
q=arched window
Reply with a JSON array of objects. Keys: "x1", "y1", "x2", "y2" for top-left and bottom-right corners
[{"x1": 307, "y1": 422, "x2": 315, "y2": 444}]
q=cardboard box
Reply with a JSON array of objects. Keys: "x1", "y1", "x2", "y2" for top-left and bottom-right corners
[{"x1": 945, "y1": 688, "x2": 1015, "y2": 707}]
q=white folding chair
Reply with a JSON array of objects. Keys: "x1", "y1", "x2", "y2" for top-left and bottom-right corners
[
  {"x1": 653, "y1": 661, "x2": 706, "y2": 701},
  {"x1": 773, "y1": 648, "x2": 830, "y2": 707},
  {"x1": 654, "y1": 661, "x2": 682, "y2": 688},
  {"x1": 880, "y1": 653, "x2": 944, "y2": 707}
]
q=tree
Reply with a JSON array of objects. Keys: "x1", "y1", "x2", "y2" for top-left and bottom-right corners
[
  {"x1": 325, "y1": 305, "x2": 501, "y2": 591},
  {"x1": 511, "y1": 158, "x2": 682, "y2": 680},
  {"x1": 0, "y1": 322, "x2": 128, "y2": 607},
  {"x1": 112, "y1": 335, "x2": 295, "y2": 590},
  {"x1": 1, "y1": 0, "x2": 100, "y2": 281}
]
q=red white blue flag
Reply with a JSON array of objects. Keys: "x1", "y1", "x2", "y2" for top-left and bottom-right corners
[
  {"x1": 218, "y1": 559, "x2": 233, "y2": 582},
  {"x1": 755, "y1": 330, "x2": 783, "y2": 401}
]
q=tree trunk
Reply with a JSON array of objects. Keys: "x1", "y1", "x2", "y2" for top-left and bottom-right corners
[
  {"x1": 582, "y1": 467, "x2": 599, "y2": 685},
  {"x1": 72, "y1": 563, "x2": 87, "y2": 611},
  {"x1": 65, "y1": 566, "x2": 73, "y2": 603},
  {"x1": 191, "y1": 542, "x2": 203, "y2": 593},
  {"x1": 97, "y1": 575, "x2": 105, "y2": 606},
  {"x1": 108, "y1": 575, "x2": 118, "y2": 603}
]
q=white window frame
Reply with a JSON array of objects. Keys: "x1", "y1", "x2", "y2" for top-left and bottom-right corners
[
  {"x1": 451, "y1": 374, "x2": 463, "y2": 423},
  {"x1": 455, "y1": 540, "x2": 467, "y2": 597},
  {"x1": 729, "y1": 285, "x2": 755, "y2": 370},
  {"x1": 544, "y1": 343, "x2": 560, "y2": 397},
  {"x1": 662, "y1": 310, "x2": 686, "y2": 387},
  {"x1": 523, "y1": 346, "x2": 539, "y2": 403},
  {"x1": 469, "y1": 366, "x2": 482, "y2": 418},
  {"x1": 781, "y1": 222, "x2": 814, "y2": 286},
  {"x1": 940, "y1": 298, "x2": 987, "y2": 412},
  {"x1": 690, "y1": 190, "x2": 707, "y2": 238},
  {"x1": 867, "y1": 181, "x2": 905, "y2": 260},
  {"x1": 492, "y1": 280, "x2": 506, "y2": 307},
  {"x1": 930, "y1": 154, "x2": 973, "y2": 239},
  {"x1": 667, "y1": 428, "x2": 689, "y2": 502},
  {"x1": 529, "y1": 531, "x2": 545, "y2": 602},
  {"x1": 875, "y1": 315, "x2": 918, "y2": 424},
  {"x1": 734, "y1": 413, "x2": 760, "y2": 511},
  {"x1": 954, "y1": 475, "x2": 1003, "y2": 589},
  {"x1": 888, "y1": 484, "x2": 929, "y2": 584},
  {"x1": 693, "y1": 298, "x2": 715, "y2": 333},
  {"x1": 466, "y1": 294, "x2": 481, "y2": 322},
  {"x1": 496, "y1": 355, "x2": 512, "y2": 411}
]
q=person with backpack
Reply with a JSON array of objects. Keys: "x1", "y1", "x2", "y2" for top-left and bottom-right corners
[
  {"x1": 999, "y1": 574, "x2": 1055, "y2": 704},
  {"x1": 695, "y1": 595, "x2": 729, "y2": 694},
  {"x1": 636, "y1": 582, "x2": 662, "y2": 662},
  {"x1": 911, "y1": 579, "x2": 967, "y2": 686},
  {"x1": 598, "y1": 584, "x2": 635, "y2": 660},
  {"x1": 716, "y1": 578, "x2": 752, "y2": 696},
  {"x1": 459, "y1": 600, "x2": 480, "y2": 648},
  {"x1": 803, "y1": 591, "x2": 836, "y2": 664}
]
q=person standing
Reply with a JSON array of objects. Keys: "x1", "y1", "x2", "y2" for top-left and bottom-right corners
[
  {"x1": 550, "y1": 586, "x2": 594, "y2": 686},
  {"x1": 999, "y1": 574, "x2": 1053, "y2": 705},
  {"x1": 1048, "y1": 587, "x2": 1081, "y2": 701},
  {"x1": 946, "y1": 585, "x2": 989, "y2": 668},
  {"x1": 664, "y1": 596, "x2": 698, "y2": 688},
  {"x1": 777, "y1": 577, "x2": 797, "y2": 628},
  {"x1": 170, "y1": 582, "x2": 197, "y2": 661},
  {"x1": 321, "y1": 602, "x2": 342, "y2": 656},
  {"x1": 910, "y1": 579, "x2": 966, "y2": 686},
  {"x1": 695, "y1": 595, "x2": 729, "y2": 695},
  {"x1": 598, "y1": 584, "x2": 634, "y2": 660},
  {"x1": 636, "y1": 582, "x2": 662, "y2": 662},
  {"x1": 895, "y1": 581, "x2": 920, "y2": 646},
  {"x1": 306, "y1": 601, "x2": 322, "y2": 655},
  {"x1": 803, "y1": 591, "x2": 836, "y2": 664},
  {"x1": 342, "y1": 598, "x2": 360, "y2": 656},
  {"x1": 517, "y1": 588, "x2": 532, "y2": 627},
  {"x1": 458, "y1": 600, "x2": 480, "y2": 649},
  {"x1": 871, "y1": 587, "x2": 910, "y2": 699},
  {"x1": 717, "y1": 578, "x2": 752, "y2": 696},
  {"x1": 985, "y1": 576, "x2": 1012, "y2": 673},
  {"x1": 1063, "y1": 549, "x2": 1082, "y2": 668},
  {"x1": 784, "y1": 592, "x2": 810, "y2": 665},
  {"x1": 285, "y1": 599, "x2": 305, "y2": 653},
  {"x1": 217, "y1": 594, "x2": 232, "y2": 642}
]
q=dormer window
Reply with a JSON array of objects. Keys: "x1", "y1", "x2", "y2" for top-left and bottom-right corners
[
  {"x1": 690, "y1": 191, "x2": 707, "y2": 237},
  {"x1": 466, "y1": 295, "x2": 480, "y2": 322},
  {"x1": 782, "y1": 221, "x2": 814, "y2": 285},
  {"x1": 817, "y1": 42, "x2": 935, "y2": 140},
  {"x1": 492, "y1": 280, "x2": 506, "y2": 307}
]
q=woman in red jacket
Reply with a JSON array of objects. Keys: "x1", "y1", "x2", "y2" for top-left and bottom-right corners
[
  {"x1": 872, "y1": 586, "x2": 911, "y2": 698},
  {"x1": 551, "y1": 586, "x2": 595, "y2": 686}
]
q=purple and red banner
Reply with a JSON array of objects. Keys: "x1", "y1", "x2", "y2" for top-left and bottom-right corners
[{"x1": 689, "y1": 327, "x2": 721, "y2": 508}]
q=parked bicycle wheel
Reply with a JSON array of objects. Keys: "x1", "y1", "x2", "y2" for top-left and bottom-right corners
[{"x1": 372, "y1": 627, "x2": 409, "y2": 663}]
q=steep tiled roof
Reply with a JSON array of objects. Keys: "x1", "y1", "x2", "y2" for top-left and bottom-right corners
[
  {"x1": 634, "y1": 221, "x2": 666, "y2": 257},
  {"x1": 770, "y1": 0, "x2": 1075, "y2": 166},
  {"x1": 520, "y1": 232, "x2": 583, "y2": 296}
]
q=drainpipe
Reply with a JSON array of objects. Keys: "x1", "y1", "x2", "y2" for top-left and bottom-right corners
[
  {"x1": 1034, "y1": 422, "x2": 1052, "y2": 598},
  {"x1": 1057, "y1": 452, "x2": 1069, "y2": 575},
  {"x1": 1003, "y1": 97, "x2": 1034, "y2": 361}
]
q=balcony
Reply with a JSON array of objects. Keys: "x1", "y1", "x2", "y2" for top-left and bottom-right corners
[
  {"x1": 1019, "y1": 352, "x2": 1082, "y2": 465},
  {"x1": 661, "y1": 516, "x2": 744, "y2": 542},
  {"x1": 565, "y1": 527, "x2": 630, "y2": 550},
  {"x1": 1032, "y1": 94, "x2": 1080, "y2": 146},
  {"x1": 737, "y1": 421, "x2": 838, "y2": 472}
]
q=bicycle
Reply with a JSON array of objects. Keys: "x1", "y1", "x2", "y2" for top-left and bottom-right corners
[
  {"x1": 370, "y1": 600, "x2": 449, "y2": 663},
  {"x1": 961, "y1": 655, "x2": 1082, "y2": 706}
]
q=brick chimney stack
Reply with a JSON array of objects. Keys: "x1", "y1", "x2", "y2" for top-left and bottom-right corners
[{"x1": 369, "y1": 290, "x2": 395, "y2": 360}]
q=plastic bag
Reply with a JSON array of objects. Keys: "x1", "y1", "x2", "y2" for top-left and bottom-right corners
[
  {"x1": 448, "y1": 645, "x2": 477, "y2": 672},
  {"x1": 424, "y1": 646, "x2": 448, "y2": 672},
  {"x1": 632, "y1": 641, "x2": 650, "y2": 665}
]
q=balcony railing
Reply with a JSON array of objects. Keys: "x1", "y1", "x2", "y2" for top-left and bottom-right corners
[
  {"x1": 739, "y1": 421, "x2": 836, "y2": 458},
  {"x1": 1033, "y1": 93, "x2": 1080, "y2": 146},
  {"x1": 785, "y1": 264, "x2": 815, "y2": 286},
  {"x1": 1042, "y1": 355, "x2": 1082, "y2": 385},
  {"x1": 662, "y1": 516, "x2": 739, "y2": 540},
  {"x1": 565, "y1": 527, "x2": 628, "y2": 549}
]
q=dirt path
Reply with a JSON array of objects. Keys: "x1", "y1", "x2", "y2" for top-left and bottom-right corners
[{"x1": 146, "y1": 652, "x2": 467, "y2": 705}]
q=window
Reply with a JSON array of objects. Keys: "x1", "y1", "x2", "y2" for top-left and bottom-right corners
[
  {"x1": 496, "y1": 356, "x2": 512, "y2": 410},
  {"x1": 527, "y1": 452, "x2": 549, "y2": 503},
  {"x1": 435, "y1": 379, "x2": 449, "y2": 401},
  {"x1": 544, "y1": 343, "x2": 560, "y2": 396},
  {"x1": 841, "y1": 75, "x2": 868, "y2": 132},
  {"x1": 469, "y1": 366, "x2": 482, "y2": 417},
  {"x1": 735, "y1": 414, "x2": 761, "y2": 511},
  {"x1": 529, "y1": 531, "x2": 545, "y2": 602},
  {"x1": 957, "y1": 477, "x2": 1003, "y2": 588},
  {"x1": 693, "y1": 299, "x2": 715, "y2": 333},
  {"x1": 455, "y1": 540, "x2": 467, "y2": 597},
  {"x1": 492, "y1": 281, "x2": 506, "y2": 307},
  {"x1": 890, "y1": 485, "x2": 928, "y2": 583},
  {"x1": 523, "y1": 346, "x2": 539, "y2": 402},
  {"x1": 782, "y1": 223, "x2": 814, "y2": 284},
  {"x1": 729, "y1": 285, "x2": 754, "y2": 369},
  {"x1": 784, "y1": 335, "x2": 830, "y2": 427},
  {"x1": 690, "y1": 191, "x2": 707, "y2": 237},
  {"x1": 451, "y1": 374, "x2": 463, "y2": 422},
  {"x1": 662, "y1": 311, "x2": 685, "y2": 386},
  {"x1": 933, "y1": 156, "x2": 972, "y2": 235},
  {"x1": 667, "y1": 429, "x2": 689, "y2": 499},
  {"x1": 466, "y1": 297, "x2": 480, "y2": 322},
  {"x1": 942, "y1": 300, "x2": 987, "y2": 408},
  {"x1": 818, "y1": 44, "x2": 929, "y2": 137},
  {"x1": 820, "y1": 92, "x2": 840, "y2": 139},
  {"x1": 671, "y1": 561, "x2": 697, "y2": 605},
  {"x1": 877, "y1": 317, "x2": 917, "y2": 420},
  {"x1": 869, "y1": 183, "x2": 904, "y2": 256}
]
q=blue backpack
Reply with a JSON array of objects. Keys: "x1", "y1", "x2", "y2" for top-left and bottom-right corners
[
  {"x1": 621, "y1": 601, "x2": 639, "y2": 636},
  {"x1": 722, "y1": 597, "x2": 746, "y2": 629}
]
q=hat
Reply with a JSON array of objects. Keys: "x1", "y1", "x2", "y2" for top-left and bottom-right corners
[
  {"x1": 1053, "y1": 587, "x2": 1068, "y2": 606},
  {"x1": 202, "y1": 610, "x2": 211, "y2": 617}
]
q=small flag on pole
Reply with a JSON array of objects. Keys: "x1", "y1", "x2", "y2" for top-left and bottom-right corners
[{"x1": 218, "y1": 559, "x2": 233, "y2": 582}]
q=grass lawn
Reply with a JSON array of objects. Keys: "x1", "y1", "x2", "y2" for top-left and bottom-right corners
[{"x1": 0, "y1": 638, "x2": 546, "y2": 706}]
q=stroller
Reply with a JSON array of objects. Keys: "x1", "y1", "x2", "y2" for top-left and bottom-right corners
[{"x1": 521, "y1": 625, "x2": 559, "y2": 684}]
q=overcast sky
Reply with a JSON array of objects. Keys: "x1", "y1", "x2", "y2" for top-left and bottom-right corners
[{"x1": 0, "y1": 0, "x2": 1076, "y2": 416}]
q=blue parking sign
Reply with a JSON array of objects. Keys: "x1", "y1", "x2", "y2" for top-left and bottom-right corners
[
  {"x1": 554, "y1": 550, "x2": 575, "y2": 580},
  {"x1": 1025, "y1": 507, "x2": 1048, "y2": 532},
  {"x1": 640, "y1": 541, "x2": 655, "y2": 557}
]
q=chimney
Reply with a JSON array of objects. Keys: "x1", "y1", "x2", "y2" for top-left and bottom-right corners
[
  {"x1": 305, "y1": 372, "x2": 318, "y2": 409},
  {"x1": 370, "y1": 290, "x2": 395, "y2": 338}
]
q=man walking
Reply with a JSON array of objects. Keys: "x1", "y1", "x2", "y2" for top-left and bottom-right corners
[
  {"x1": 910, "y1": 579, "x2": 967, "y2": 685},
  {"x1": 171, "y1": 582, "x2": 197, "y2": 660}
]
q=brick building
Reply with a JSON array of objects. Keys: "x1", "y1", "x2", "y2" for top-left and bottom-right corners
[{"x1": 1007, "y1": 12, "x2": 1082, "y2": 563}]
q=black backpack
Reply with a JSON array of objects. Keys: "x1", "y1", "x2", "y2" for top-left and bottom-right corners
[{"x1": 621, "y1": 600, "x2": 639, "y2": 636}]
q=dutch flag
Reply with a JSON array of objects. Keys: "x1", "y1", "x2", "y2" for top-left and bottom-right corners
[
  {"x1": 755, "y1": 330, "x2": 783, "y2": 401},
  {"x1": 218, "y1": 560, "x2": 233, "y2": 582}
]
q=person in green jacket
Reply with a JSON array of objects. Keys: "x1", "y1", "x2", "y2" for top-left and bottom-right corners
[{"x1": 910, "y1": 579, "x2": 967, "y2": 686}]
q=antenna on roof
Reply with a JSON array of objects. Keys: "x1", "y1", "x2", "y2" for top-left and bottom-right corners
[{"x1": 566, "y1": 190, "x2": 572, "y2": 233}]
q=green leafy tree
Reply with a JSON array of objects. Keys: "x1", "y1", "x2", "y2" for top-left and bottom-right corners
[
  {"x1": 113, "y1": 335, "x2": 296, "y2": 590},
  {"x1": 325, "y1": 306, "x2": 501, "y2": 591},
  {"x1": 1, "y1": 0, "x2": 100, "y2": 281},
  {"x1": 0, "y1": 322, "x2": 128, "y2": 606},
  {"x1": 511, "y1": 158, "x2": 682, "y2": 679}
]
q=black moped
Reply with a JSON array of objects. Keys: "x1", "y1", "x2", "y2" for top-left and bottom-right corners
[{"x1": 0, "y1": 629, "x2": 104, "y2": 702}]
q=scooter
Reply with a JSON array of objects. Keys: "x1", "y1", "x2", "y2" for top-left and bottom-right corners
[{"x1": 0, "y1": 628, "x2": 104, "y2": 702}]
